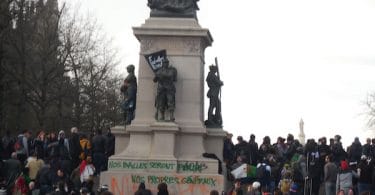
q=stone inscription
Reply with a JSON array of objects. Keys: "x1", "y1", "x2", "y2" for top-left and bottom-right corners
[{"x1": 108, "y1": 160, "x2": 207, "y2": 173}]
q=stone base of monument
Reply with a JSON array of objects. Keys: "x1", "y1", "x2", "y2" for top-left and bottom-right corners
[
  {"x1": 100, "y1": 125, "x2": 228, "y2": 195},
  {"x1": 100, "y1": 154, "x2": 224, "y2": 194}
]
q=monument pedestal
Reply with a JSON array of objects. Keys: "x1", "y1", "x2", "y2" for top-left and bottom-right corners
[
  {"x1": 102, "y1": 124, "x2": 226, "y2": 194},
  {"x1": 100, "y1": 17, "x2": 227, "y2": 195}
]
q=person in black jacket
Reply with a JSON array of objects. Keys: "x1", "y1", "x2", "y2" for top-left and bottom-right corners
[
  {"x1": 305, "y1": 139, "x2": 321, "y2": 195},
  {"x1": 348, "y1": 137, "x2": 362, "y2": 164},
  {"x1": 248, "y1": 134, "x2": 259, "y2": 166},
  {"x1": 69, "y1": 127, "x2": 82, "y2": 170},
  {"x1": 134, "y1": 182, "x2": 152, "y2": 195},
  {"x1": 357, "y1": 155, "x2": 373, "y2": 195},
  {"x1": 91, "y1": 129, "x2": 106, "y2": 175},
  {"x1": 223, "y1": 133, "x2": 234, "y2": 165},
  {"x1": 35, "y1": 162, "x2": 53, "y2": 195},
  {"x1": 157, "y1": 182, "x2": 169, "y2": 195},
  {"x1": 331, "y1": 135, "x2": 347, "y2": 165},
  {"x1": 234, "y1": 136, "x2": 249, "y2": 163}
]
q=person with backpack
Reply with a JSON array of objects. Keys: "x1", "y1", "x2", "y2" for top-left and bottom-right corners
[
  {"x1": 336, "y1": 160, "x2": 358, "y2": 195},
  {"x1": 256, "y1": 158, "x2": 272, "y2": 190}
]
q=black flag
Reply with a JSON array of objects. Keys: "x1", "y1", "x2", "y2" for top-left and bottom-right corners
[{"x1": 144, "y1": 50, "x2": 167, "y2": 72}]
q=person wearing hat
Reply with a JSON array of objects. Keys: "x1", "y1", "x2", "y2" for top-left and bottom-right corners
[
  {"x1": 336, "y1": 160, "x2": 358, "y2": 195},
  {"x1": 205, "y1": 64, "x2": 223, "y2": 128},
  {"x1": 58, "y1": 130, "x2": 70, "y2": 154}
]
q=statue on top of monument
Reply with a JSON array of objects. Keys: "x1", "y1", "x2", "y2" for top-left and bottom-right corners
[
  {"x1": 147, "y1": 0, "x2": 199, "y2": 18},
  {"x1": 153, "y1": 58, "x2": 177, "y2": 122},
  {"x1": 120, "y1": 64, "x2": 137, "y2": 125},
  {"x1": 205, "y1": 64, "x2": 223, "y2": 128}
]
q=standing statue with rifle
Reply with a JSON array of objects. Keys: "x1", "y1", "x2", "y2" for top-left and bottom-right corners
[{"x1": 205, "y1": 58, "x2": 223, "y2": 128}]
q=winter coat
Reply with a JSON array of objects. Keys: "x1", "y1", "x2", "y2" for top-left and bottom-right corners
[{"x1": 336, "y1": 170, "x2": 358, "y2": 192}]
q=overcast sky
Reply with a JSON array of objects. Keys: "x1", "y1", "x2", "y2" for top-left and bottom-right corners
[{"x1": 64, "y1": 0, "x2": 375, "y2": 147}]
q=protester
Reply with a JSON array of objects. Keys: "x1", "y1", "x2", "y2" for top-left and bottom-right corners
[
  {"x1": 79, "y1": 156, "x2": 95, "y2": 184},
  {"x1": 25, "y1": 151, "x2": 44, "y2": 181},
  {"x1": 357, "y1": 155, "x2": 373, "y2": 194},
  {"x1": 336, "y1": 160, "x2": 358, "y2": 195},
  {"x1": 324, "y1": 155, "x2": 337, "y2": 195},
  {"x1": 91, "y1": 129, "x2": 106, "y2": 175},
  {"x1": 69, "y1": 127, "x2": 82, "y2": 169},
  {"x1": 157, "y1": 182, "x2": 169, "y2": 195},
  {"x1": 1, "y1": 128, "x2": 375, "y2": 195},
  {"x1": 134, "y1": 182, "x2": 152, "y2": 195}
]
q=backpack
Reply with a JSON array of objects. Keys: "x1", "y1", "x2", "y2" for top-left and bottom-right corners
[
  {"x1": 256, "y1": 163, "x2": 270, "y2": 179},
  {"x1": 308, "y1": 151, "x2": 319, "y2": 167}
]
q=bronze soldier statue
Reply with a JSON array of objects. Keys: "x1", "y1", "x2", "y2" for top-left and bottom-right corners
[
  {"x1": 205, "y1": 65, "x2": 223, "y2": 128},
  {"x1": 153, "y1": 58, "x2": 177, "y2": 121},
  {"x1": 120, "y1": 65, "x2": 137, "y2": 125}
]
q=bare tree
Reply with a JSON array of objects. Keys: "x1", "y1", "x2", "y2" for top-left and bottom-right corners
[
  {"x1": 1, "y1": 0, "x2": 123, "y2": 132},
  {"x1": 365, "y1": 93, "x2": 375, "y2": 127},
  {"x1": 60, "y1": 5, "x2": 122, "y2": 131},
  {"x1": 0, "y1": 0, "x2": 13, "y2": 131}
]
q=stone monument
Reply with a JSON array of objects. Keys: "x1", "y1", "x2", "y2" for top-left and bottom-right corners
[{"x1": 100, "y1": 1, "x2": 227, "y2": 194}]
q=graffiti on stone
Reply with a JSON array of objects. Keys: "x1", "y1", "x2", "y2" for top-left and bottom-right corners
[
  {"x1": 108, "y1": 160, "x2": 176, "y2": 171},
  {"x1": 110, "y1": 174, "x2": 223, "y2": 195},
  {"x1": 108, "y1": 160, "x2": 207, "y2": 173},
  {"x1": 177, "y1": 161, "x2": 208, "y2": 173}
]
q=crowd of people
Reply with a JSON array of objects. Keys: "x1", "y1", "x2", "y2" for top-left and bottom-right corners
[
  {"x1": 0, "y1": 127, "x2": 115, "y2": 195},
  {"x1": 1, "y1": 127, "x2": 375, "y2": 195},
  {"x1": 223, "y1": 133, "x2": 375, "y2": 195}
]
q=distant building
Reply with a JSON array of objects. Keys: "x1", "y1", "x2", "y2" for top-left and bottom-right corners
[{"x1": 299, "y1": 118, "x2": 305, "y2": 145}]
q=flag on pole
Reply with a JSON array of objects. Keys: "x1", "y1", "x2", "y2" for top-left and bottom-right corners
[
  {"x1": 231, "y1": 164, "x2": 247, "y2": 179},
  {"x1": 144, "y1": 50, "x2": 167, "y2": 72},
  {"x1": 230, "y1": 164, "x2": 257, "y2": 179}
]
